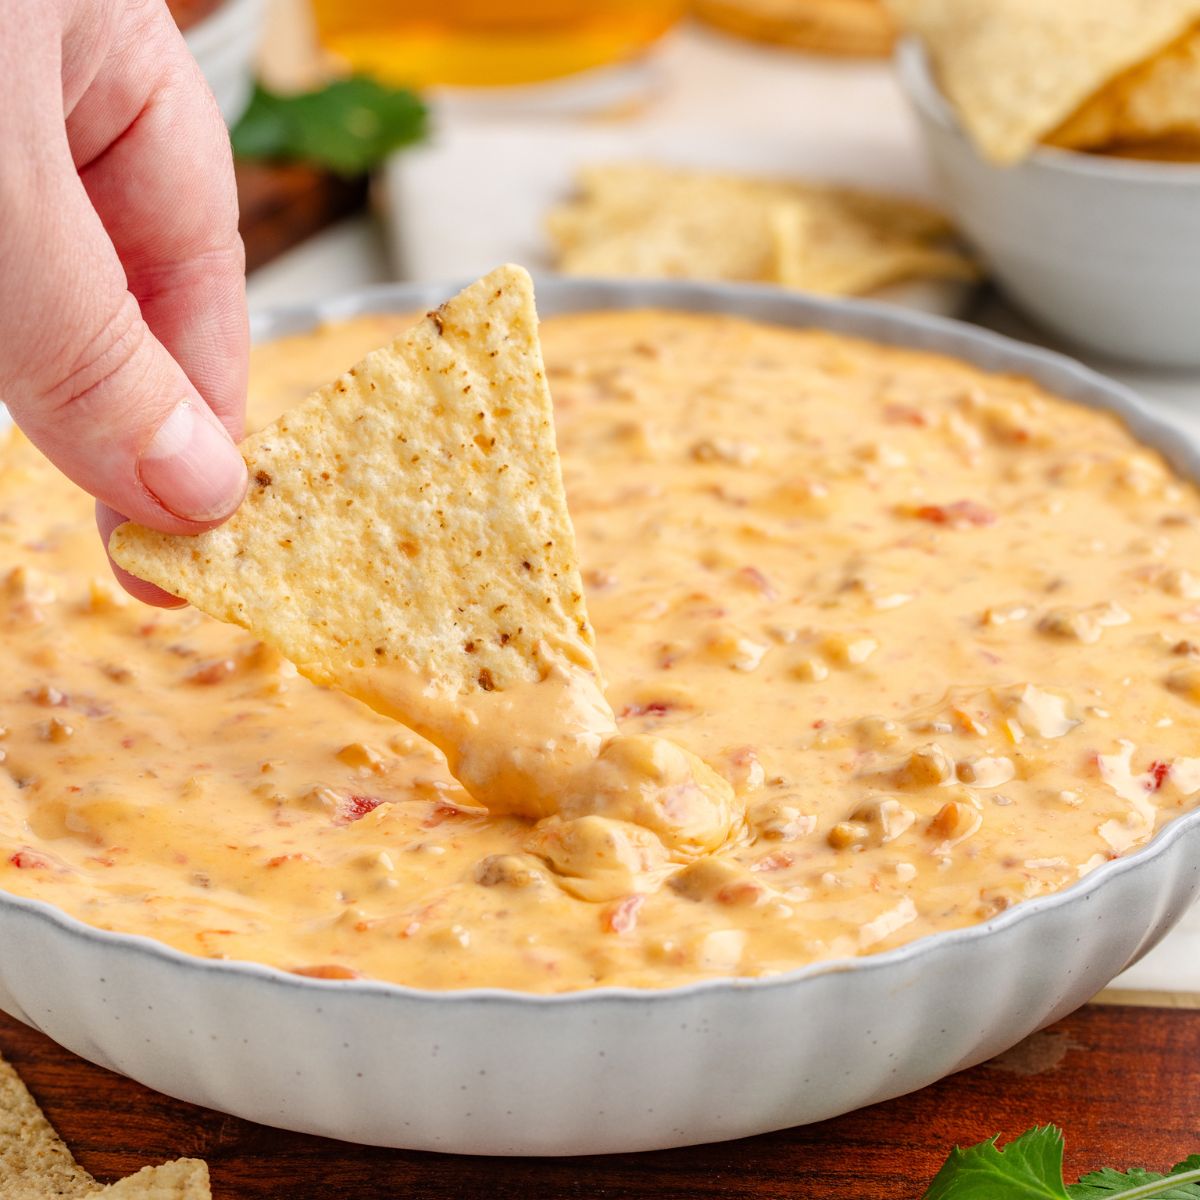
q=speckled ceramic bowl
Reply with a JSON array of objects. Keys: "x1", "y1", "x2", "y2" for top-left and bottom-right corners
[{"x1": 1, "y1": 278, "x2": 1198, "y2": 1155}]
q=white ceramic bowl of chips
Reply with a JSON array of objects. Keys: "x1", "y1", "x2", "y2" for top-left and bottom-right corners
[
  {"x1": 2, "y1": 278, "x2": 1200, "y2": 1155},
  {"x1": 895, "y1": 37, "x2": 1200, "y2": 369}
]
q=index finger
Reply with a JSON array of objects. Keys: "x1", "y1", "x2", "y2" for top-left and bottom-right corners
[{"x1": 66, "y1": 0, "x2": 248, "y2": 440}]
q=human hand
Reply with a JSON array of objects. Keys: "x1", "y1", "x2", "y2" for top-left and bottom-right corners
[{"x1": 0, "y1": 0, "x2": 249, "y2": 606}]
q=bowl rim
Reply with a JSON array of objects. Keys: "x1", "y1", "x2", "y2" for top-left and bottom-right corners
[
  {"x1": 894, "y1": 35, "x2": 1200, "y2": 184},
  {"x1": 5, "y1": 274, "x2": 1200, "y2": 1008}
]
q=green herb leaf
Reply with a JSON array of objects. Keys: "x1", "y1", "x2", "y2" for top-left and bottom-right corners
[
  {"x1": 924, "y1": 1131, "x2": 1200, "y2": 1200},
  {"x1": 231, "y1": 78, "x2": 427, "y2": 176},
  {"x1": 922, "y1": 1126, "x2": 1072, "y2": 1200},
  {"x1": 1069, "y1": 1156, "x2": 1200, "y2": 1199}
]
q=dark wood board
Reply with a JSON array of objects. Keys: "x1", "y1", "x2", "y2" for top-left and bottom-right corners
[
  {"x1": 235, "y1": 160, "x2": 368, "y2": 273},
  {"x1": 1, "y1": 1004, "x2": 1197, "y2": 1199}
]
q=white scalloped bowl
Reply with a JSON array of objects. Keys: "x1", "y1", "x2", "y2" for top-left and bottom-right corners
[{"x1": 2, "y1": 279, "x2": 1199, "y2": 1155}]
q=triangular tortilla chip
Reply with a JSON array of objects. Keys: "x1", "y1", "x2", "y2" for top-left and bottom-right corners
[
  {"x1": 888, "y1": 0, "x2": 1200, "y2": 163},
  {"x1": 97, "y1": 1159, "x2": 210, "y2": 1199},
  {"x1": 110, "y1": 266, "x2": 607, "y2": 817},
  {"x1": 0, "y1": 1055, "x2": 98, "y2": 1198},
  {"x1": 111, "y1": 265, "x2": 595, "y2": 699}
]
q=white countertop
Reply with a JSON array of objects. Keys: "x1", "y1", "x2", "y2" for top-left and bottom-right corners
[{"x1": 245, "y1": 23, "x2": 1200, "y2": 995}]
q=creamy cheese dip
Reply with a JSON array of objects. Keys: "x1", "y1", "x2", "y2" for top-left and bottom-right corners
[{"x1": 2, "y1": 310, "x2": 1200, "y2": 992}]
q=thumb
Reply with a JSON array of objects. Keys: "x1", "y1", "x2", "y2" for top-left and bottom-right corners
[
  {"x1": 4, "y1": 287, "x2": 249, "y2": 537},
  {"x1": 0, "y1": 116, "x2": 246, "y2": 534}
]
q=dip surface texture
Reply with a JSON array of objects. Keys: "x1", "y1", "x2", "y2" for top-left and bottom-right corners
[{"x1": 2, "y1": 310, "x2": 1199, "y2": 992}]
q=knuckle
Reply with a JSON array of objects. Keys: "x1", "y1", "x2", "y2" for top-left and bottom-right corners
[
  {"x1": 36, "y1": 295, "x2": 153, "y2": 422},
  {"x1": 131, "y1": 239, "x2": 246, "y2": 309}
]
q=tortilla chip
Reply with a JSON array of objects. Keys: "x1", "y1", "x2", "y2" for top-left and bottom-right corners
[
  {"x1": 0, "y1": 1055, "x2": 98, "y2": 1198},
  {"x1": 0, "y1": 1057, "x2": 209, "y2": 1200},
  {"x1": 554, "y1": 181, "x2": 786, "y2": 281},
  {"x1": 772, "y1": 196, "x2": 977, "y2": 294},
  {"x1": 811, "y1": 181, "x2": 953, "y2": 241},
  {"x1": 887, "y1": 0, "x2": 1200, "y2": 163},
  {"x1": 1049, "y1": 24, "x2": 1200, "y2": 151},
  {"x1": 547, "y1": 163, "x2": 975, "y2": 296},
  {"x1": 548, "y1": 163, "x2": 793, "y2": 252},
  {"x1": 97, "y1": 1160, "x2": 210, "y2": 1199},
  {"x1": 110, "y1": 266, "x2": 596, "y2": 703}
]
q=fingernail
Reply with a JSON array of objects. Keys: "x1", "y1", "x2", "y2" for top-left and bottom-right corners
[{"x1": 139, "y1": 400, "x2": 247, "y2": 523}]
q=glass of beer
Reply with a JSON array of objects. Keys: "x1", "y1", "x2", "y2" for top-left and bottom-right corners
[{"x1": 309, "y1": 0, "x2": 684, "y2": 90}]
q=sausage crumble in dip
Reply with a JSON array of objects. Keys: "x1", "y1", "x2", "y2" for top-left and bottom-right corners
[{"x1": 2, "y1": 309, "x2": 1200, "y2": 992}]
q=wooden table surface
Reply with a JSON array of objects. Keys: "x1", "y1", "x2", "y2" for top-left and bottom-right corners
[{"x1": 2, "y1": 1003, "x2": 1197, "y2": 1198}]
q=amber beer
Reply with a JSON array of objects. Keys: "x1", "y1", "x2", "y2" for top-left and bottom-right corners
[{"x1": 310, "y1": 0, "x2": 683, "y2": 88}]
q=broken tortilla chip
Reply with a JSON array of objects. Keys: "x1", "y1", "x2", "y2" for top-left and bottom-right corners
[
  {"x1": 97, "y1": 1159, "x2": 210, "y2": 1199},
  {"x1": 0, "y1": 1054, "x2": 98, "y2": 1198},
  {"x1": 0, "y1": 1055, "x2": 211, "y2": 1199},
  {"x1": 887, "y1": 0, "x2": 1200, "y2": 163}
]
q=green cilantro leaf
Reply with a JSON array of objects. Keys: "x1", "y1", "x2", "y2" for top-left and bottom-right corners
[
  {"x1": 923, "y1": 1130, "x2": 1200, "y2": 1200},
  {"x1": 231, "y1": 78, "x2": 427, "y2": 177},
  {"x1": 1069, "y1": 1156, "x2": 1200, "y2": 1199},
  {"x1": 922, "y1": 1126, "x2": 1072, "y2": 1200}
]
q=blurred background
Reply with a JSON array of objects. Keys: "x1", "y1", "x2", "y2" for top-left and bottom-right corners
[{"x1": 189, "y1": 0, "x2": 939, "y2": 303}]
